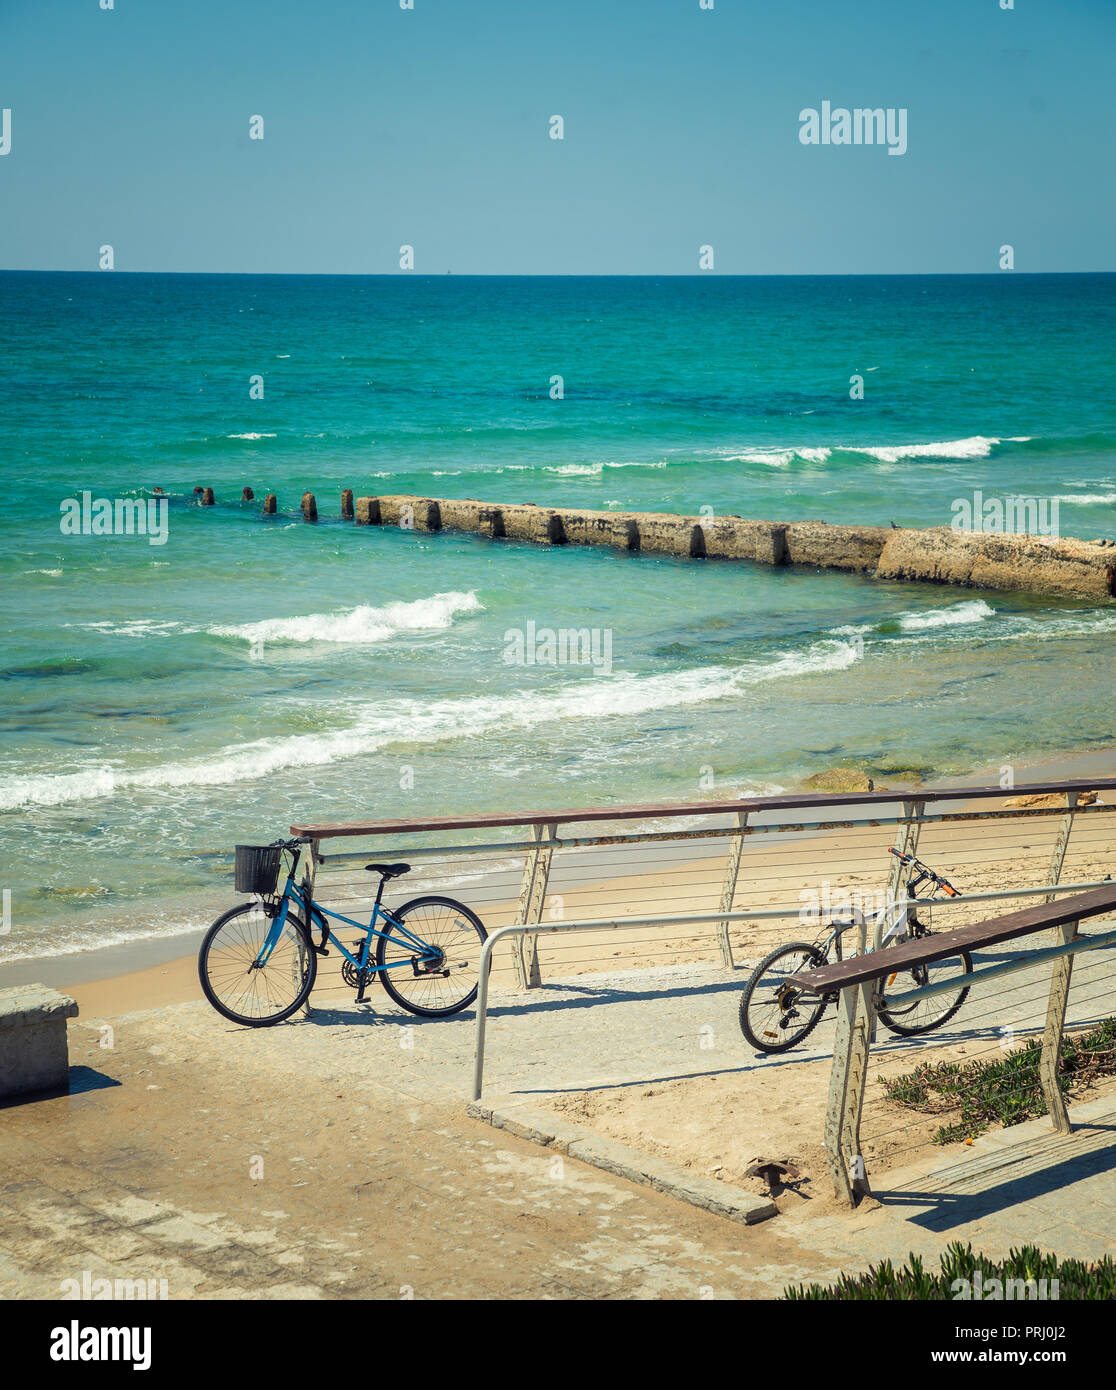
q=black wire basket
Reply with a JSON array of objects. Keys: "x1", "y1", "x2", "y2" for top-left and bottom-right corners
[{"x1": 234, "y1": 844, "x2": 282, "y2": 896}]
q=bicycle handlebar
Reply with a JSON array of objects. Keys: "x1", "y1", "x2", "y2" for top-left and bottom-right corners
[{"x1": 888, "y1": 846, "x2": 960, "y2": 896}]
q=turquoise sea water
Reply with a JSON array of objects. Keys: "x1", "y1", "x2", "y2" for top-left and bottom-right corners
[{"x1": 2, "y1": 271, "x2": 1115, "y2": 961}]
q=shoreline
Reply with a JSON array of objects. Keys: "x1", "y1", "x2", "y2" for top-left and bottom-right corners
[{"x1": 5, "y1": 740, "x2": 1110, "y2": 1019}]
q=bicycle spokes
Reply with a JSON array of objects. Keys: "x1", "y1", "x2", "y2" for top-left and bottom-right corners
[
  {"x1": 739, "y1": 942, "x2": 829, "y2": 1053},
  {"x1": 199, "y1": 904, "x2": 314, "y2": 1026},
  {"x1": 376, "y1": 899, "x2": 486, "y2": 1017}
]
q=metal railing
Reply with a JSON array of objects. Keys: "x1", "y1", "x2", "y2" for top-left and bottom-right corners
[
  {"x1": 466, "y1": 876, "x2": 1116, "y2": 1101},
  {"x1": 293, "y1": 778, "x2": 1116, "y2": 999}
]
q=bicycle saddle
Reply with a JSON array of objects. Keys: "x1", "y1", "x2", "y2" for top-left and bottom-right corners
[{"x1": 364, "y1": 862, "x2": 411, "y2": 879}]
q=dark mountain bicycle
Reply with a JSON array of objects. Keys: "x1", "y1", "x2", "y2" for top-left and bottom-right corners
[
  {"x1": 198, "y1": 838, "x2": 487, "y2": 1026},
  {"x1": 738, "y1": 848, "x2": 972, "y2": 1053}
]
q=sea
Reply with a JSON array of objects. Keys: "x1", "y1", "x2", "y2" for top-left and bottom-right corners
[{"x1": 2, "y1": 270, "x2": 1114, "y2": 964}]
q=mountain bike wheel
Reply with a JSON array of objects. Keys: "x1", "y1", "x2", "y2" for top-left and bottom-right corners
[
  {"x1": 878, "y1": 943, "x2": 972, "y2": 1037},
  {"x1": 739, "y1": 942, "x2": 830, "y2": 1053},
  {"x1": 198, "y1": 901, "x2": 316, "y2": 1027},
  {"x1": 376, "y1": 895, "x2": 487, "y2": 1017}
]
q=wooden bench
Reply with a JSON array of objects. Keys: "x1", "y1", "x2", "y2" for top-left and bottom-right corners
[{"x1": 797, "y1": 883, "x2": 1116, "y2": 996}]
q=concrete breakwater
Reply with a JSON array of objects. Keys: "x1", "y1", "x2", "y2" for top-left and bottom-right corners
[{"x1": 349, "y1": 494, "x2": 1115, "y2": 602}]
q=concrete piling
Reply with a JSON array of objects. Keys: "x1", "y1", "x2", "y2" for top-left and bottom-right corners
[
  {"x1": 201, "y1": 487, "x2": 215, "y2": 506},
  {"x1": 263, "y1": 494, "x2": 277, "y2": 515},
  {"x1": 242, "y1": 486, "x2": 255, "y2": 501},
  {"x1": 341, "y1": 488, "x2": 354, "y2": 520},
  {"x1": 301, "y1": 492, "x2": 317, "y2": 521}
]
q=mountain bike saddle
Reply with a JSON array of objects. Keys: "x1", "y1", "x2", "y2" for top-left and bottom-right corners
[{"x1": 363, "y1": 862, "x2": 411, "y2": 878}]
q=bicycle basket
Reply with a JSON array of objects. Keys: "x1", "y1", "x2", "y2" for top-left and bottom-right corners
[{"x1": 234, "y1": 844, "x2": 282, "y2": 896}]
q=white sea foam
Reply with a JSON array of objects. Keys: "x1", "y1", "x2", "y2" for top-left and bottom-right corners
[
  {"x1": 26, "y1": 568, "x2": 63, "y2": 576},
  {"x1": 76, "y1": 619, "x2": 194, "y2": 639},
  {"x1": 896, "y1": 600, "x2": 997, "y2": 631},
  {"x1": 226, "y1": 432, "x2": 277, "y2": 440},
  {"x1": 0, "y1": 918, "x2": 212, "y2": 965},
  {"x1": 546, "y1": 459, "x2": 668, "y2": 476},
  {"x1": 879, "y1": 607, "x2": 1116, "y2": 647},
  {"x1": 850, "y1": 436, "x2": 1002, "y2": 463},
  {"x1": 0, "y1": 640, "x2": 860, "y2": 811},
  {"x1": 485, "y1": 459, "x2": 667, "y2": 477},
  {"x1": 704, "y1": 436, "x2": 1018, "y2": 467},
  {"x1": 1053, "y1": 492, "x2": 1116, "y2": 506},
  {"x1": 209, "y1": 590, "x2": 483, "y2": 646}
]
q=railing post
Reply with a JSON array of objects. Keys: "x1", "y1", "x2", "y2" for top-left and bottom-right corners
[
  {"x1": 871, "y1": 798, "x2": 924, "y2": 1041},
  {"x1": 300, "y1": 838, "x2": 321, "y2": 1017},
  {"x1": 883, "y1": 798, "x2": 924, "y2": 935},
  {"x1": 715, "y1": 811, "x2": 748, "y2": 969},
  {"x1": 1045, "y1": 792, "x2": 1079, "y2": 902},
  {"x1": 824, "y1": 974, "x2": 876, "y2": 1207},
  {"x1": 513, "y1": 822, "x2": 556, "y2": 990},
  {"x1": 1039, "y1": 917, "x2": 1078, "y2": 1134}
]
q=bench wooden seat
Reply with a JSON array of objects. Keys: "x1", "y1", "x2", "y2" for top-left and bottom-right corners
[{"x1": 796, "y1": 883, "x2": 1116, "y2": 996}]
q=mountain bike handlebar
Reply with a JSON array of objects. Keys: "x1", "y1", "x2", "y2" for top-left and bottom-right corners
[{"x1": 889, "y1": 846, "x2": 960, "y2": 896}]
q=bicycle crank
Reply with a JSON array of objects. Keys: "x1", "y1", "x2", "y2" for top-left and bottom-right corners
[{"x1": 342, "y1": 944, "x2": 374, "y2": 990}]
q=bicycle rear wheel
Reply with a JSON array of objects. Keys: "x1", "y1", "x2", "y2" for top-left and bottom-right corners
[
  {"x1": 376, "y1": 895, "x2": 487, "y2": 1017},
  {"x1": 739, "y1": 942, "x2": 830, "y2": 1053},
  {"x1": 198, "y1": 902, "x2": 316, "y2": 1027},
  {"x1": 878, "y1": 942, "x2": 972, "y2": 1036}
]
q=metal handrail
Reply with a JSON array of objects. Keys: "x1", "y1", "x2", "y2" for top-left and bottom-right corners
[
  {"x1": 467, "y1": 876, "x2": 1113, "y2": 1100},
  {"x1": 311, "y1": 802, "x2": 1115, "y2": 866},
  {"x1": 295, "y1": 777, "x2": 1116, "y2": 839}
]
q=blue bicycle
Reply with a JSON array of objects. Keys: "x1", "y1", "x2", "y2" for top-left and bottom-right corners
[{"x1": 198, "y1": 838, "x2": 487, "y2": 1026}]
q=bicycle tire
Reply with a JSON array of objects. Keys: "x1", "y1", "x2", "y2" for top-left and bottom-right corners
[
  {"x1": 376, "y1": 895, "x2": 487, "y2": 1017},
  {"x1": 878, "y1": 946, "x2": 973, "y2": 1037},
  {"x1": 198, "y1": 901, "x2": 316, "y2": 1027},
  {"x1": 739, "y1": 941, "x2": 830, "y2": 1053}
]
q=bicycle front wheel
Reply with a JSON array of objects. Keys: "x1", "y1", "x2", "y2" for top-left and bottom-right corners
[
  {"x1": 376, "y1": 895, "x2": 487, "y2": 1017},
  {"x1": 878, "y1": 943, "x2": 972, "y2": 1037},
  {"x1": 739, "y1": 942, "x2": 830, "y2": 1053},
  {"x1": 198, "y1": 902, "x2": 316, "y2": 1027}
]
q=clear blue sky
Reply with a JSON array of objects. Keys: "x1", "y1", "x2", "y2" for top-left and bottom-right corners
[{"x1": 1, "y1": 0, "x2": 1113, "y2": 274}]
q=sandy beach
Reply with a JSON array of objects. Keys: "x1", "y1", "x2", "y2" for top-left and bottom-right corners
[{"x1": 32, "y1": 743, "x2": 1111, "y2": 1023}]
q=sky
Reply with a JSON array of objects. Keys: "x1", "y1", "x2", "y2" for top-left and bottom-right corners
[{"x1": 1, "y1": 0, "x2": 1113, "y2": 275}]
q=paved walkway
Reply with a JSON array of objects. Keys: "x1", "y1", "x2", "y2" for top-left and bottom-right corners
[{"x1": 2, "y1": 952, "x2": 1114, "y2": 1299}]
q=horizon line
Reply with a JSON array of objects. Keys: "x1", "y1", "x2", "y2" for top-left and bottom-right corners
[{"x1": 3, "y1": 268, "x2": 1114, "y2": 279}]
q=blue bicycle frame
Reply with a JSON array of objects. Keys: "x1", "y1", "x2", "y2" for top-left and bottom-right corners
[{"x1": 255, "y1": 850, "x2": 438, "y2": 983}]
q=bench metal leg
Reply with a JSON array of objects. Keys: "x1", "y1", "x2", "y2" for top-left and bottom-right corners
[{"x1": 1039, "y1": 917, "x2": 1078, "y2": 1134}]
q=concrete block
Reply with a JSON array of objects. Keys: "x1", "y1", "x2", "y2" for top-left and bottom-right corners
[
  {"x1": 500, "y1": 504, "x2": 565, "y2": 544},
  {"x1": 701, "y1": 517, "x2": 788, "y2": 564},
  {"x1": 376, "y1": 495, "x2": 441, "y2": 531},
  {"x1": 783, "y1": 521, "x2": 891, "y2": 573},
  {"x1": 438, "y1": 498, "x2": 505, "y2": 537},
  {"x1": 559, "y1": 508, "x2": 639, "y2": 549},
  {"x1": 0, "y1": 984, "x2": 79, "y2": 1099},
  {"x1": 637, "y1": 513, "x2": 705, "y2": 559}
]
